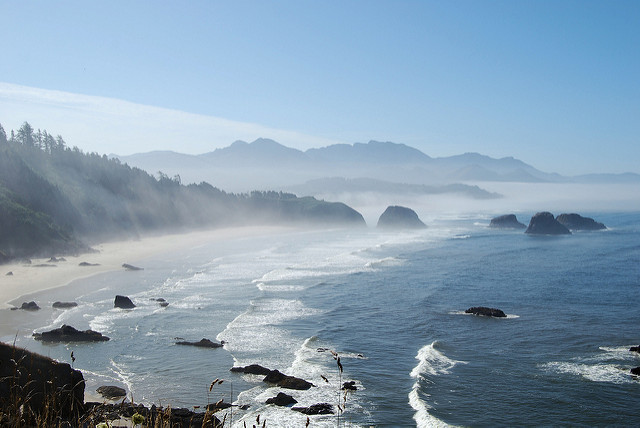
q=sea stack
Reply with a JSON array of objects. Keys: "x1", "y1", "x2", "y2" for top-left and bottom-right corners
[
  {"x1": 377, "y1": 206, "x2": 427, "y2": 229},
  {"x1": 489, "y1": 214, "x2": 526, "y2": 229},
  {"x1": 556, "y1": 213, "x2": 606, "y2": 231},
  {"x1": 525, "y1": 212, "x2": 571, "y2": 235}
]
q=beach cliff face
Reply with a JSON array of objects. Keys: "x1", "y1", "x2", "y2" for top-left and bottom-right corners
[{"x1": 0, "y1": 342, "x2": 85, "y2": 420}]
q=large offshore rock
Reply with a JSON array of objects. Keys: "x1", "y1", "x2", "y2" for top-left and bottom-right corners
[
  {"x1": 377, "y1": 206, "x2": 427, "y2": 229},
  {"x1": 489, "y1": 214, "x2": 526, "y2": 229},
  {"x1": 556, "y1": 213, "x2": 606, "y2": 231},
  {"x1": 525, "y1": 212, "x2": 571, "y2": 235}
]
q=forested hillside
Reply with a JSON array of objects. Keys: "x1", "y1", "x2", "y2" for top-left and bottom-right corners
[{"x1": 0, "y1": 122, "x2": 365, "y2": 260}]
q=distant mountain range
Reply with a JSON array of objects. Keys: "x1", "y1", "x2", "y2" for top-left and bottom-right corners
[{"x1": 115, "y1": 139, "x2": 639, "y2": 195}]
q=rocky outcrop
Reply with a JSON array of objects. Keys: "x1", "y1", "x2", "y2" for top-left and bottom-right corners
[
  {"x1": 33, "y1": 324, "x2": 110, "y2": 342},
  {"x1": 53, "y1": 301, "x2": 78, "y2": 309},
  {"x1": 122, "y1": 263, "x2": 143, "y2": 271},
  {"x1": 525, "y1": 212, "x2": 571, "y2": 235},
  {"x1": 489, "y1": 214, "x2": 526, "y2": 229},
  {"x1": 96, "y1": 385, "x2": 127, "y2": 399},
  {"x1": 175, "y1": 338, "x2": 223, "y2": 348},
  {"x1": 292, "y1": 403, "x2": 334, "y2": 415},
  {"x1": 630, "y1": 346, "x2": 640, "y2": 354},
  {"x1": 82, "y1": 402, "x2": 222, "y2": 427},
  {"x1": 342, "y1": 381, "x2": 357, "y2": 391},
  {"x1": 377, "y1": 205, "x2": 427, "y2": 229},
  {"x1": 230, "y1": 364, "x2": 314, "y2": 390},
  {"x1": 263, "y1": 369, "x2": 314, "y2": 390},
  {"x1": 556, "y1": 213, "x2": 606, "y2": 231},
  {"x1": 465, "y1": 307, "x2": 507, "y2": 318},
  {"x1": 12, "y1": 301, "x2": 40, "y2": 311},
  {"x1": 230, "y1": 364, "x2": 272, "y2": 376},
  {"x1": 0, "y1": 342, "x2": 85, "y2": 420},
  {"x1": 631, "y1": 367, "x2": 640, "y2": 376},
  {"x1": 114, "y1": 295, "x2": 136, "y2": 309},
  {"x1": 79, "y1": 261, "x2": 100, "y2": 266},
  {"x1": 265, "y1": 392, "x2": 297, "y2": 406}
]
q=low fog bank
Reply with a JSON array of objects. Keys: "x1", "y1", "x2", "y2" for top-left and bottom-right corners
[{"x1": 313, "y1": 182, "x2": 640, "y2": 226}]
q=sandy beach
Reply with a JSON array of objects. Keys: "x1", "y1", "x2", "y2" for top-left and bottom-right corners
[{"x1": 0, "y1": 225, "x2": 287, "y2": 310}]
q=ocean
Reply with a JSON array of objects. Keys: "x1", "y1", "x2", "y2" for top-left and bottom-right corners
[{"x1": 3, "y1": 211, "x2": 639, "y2": 427}]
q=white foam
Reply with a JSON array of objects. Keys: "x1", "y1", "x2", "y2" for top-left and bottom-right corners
[
  {"x1": 410, "y1": 342, "x2": 465, "y2": 428},
  {"x1": 541, "y1": 361, "x2": 635, "y2": 384}
]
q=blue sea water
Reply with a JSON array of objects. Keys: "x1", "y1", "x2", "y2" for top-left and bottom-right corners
[{"x1": 4, "y1": 211, "x2": 639, "y2": 427}]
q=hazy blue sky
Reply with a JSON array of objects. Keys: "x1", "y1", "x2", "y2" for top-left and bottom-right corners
[{"x1": 1, "y1": 1, "x2": 638, "y2": 175}]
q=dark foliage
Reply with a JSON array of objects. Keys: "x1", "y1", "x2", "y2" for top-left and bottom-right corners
[{"x1": 0, "y1": 122, "x2": 365, "y2": 260}]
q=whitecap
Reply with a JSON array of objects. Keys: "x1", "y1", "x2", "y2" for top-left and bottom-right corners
[
  {"x1": 541, "y1": 361, "x2": 635, "y2": 384},
  {"x1": 410, "y1": 341, "x2": 465, "y2": 428}
]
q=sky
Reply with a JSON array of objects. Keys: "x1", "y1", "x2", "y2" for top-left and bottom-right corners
[{"x1": 0, "y1": 0, "x2": 639, "y2": 176}]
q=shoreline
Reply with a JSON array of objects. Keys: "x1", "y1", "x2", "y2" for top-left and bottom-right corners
[{"x1": 0, "y1": 225, "x2": 289, "y2": 315}]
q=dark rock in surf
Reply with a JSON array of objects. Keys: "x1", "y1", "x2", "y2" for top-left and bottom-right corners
[
  {"x1": 377, "y1": 205, "x2": 427, "y2": 229},
  {"x1": 631, "y1": 367, "x2": 640, "y2": 376},
  {"x1": 230, "y1": 364, "x2": 272, "y2": 376},
  {"x1": 465, "y1": 306, "x2": 507, "y2": 318},
  {"x1": 175, "y1": 338, "x2": 223, "y2": 348},
  {"x1": 556, "y1": 213, "x2": 606, "y2": 231},
  {"x1": 33, "y1": 324, "x2": 110, "y2": 342},
  {"x1": 96, "y1": 385, "x2": 127, "y2": 399},
  {"x1": 292, "y1": 403, "x2": 334, "y2": 415},
  {"x1": 48, "y1": 256, "x2": 66, "y2": 262},
  {"x1": 114, "y1": 295, "x2": 136, "y2": 309},
  {"x1": 0, "y1": 342, "x2": 84, "y2": 419},
  {"x1": 53, "y1": 301, "x2": 78, "y2": 309},
  {"x1": 206, "y1": 401, "x2": 232, "y2": 412},
  {"x1": 525, "y1": 212, "x2": 571, "y2": 235},
  {"x1": 12, "y1": 301, "x2": 40, "y2": 311},
  {"x1": 630, "y1": 346, "x2": 640, "y2": 354},
  {"x1": 489, "y1": 214, "x2": 526, "y2": 229},
  {"x1": 122, "y1": 263, "x2": 143, "y2": 271},
  {"x1": 342, "y1": 381, "x2": 357, "y2": 391},
  {"x1": 263, "y1": 369, "x2": 314, "y2": 390},
  {"x1": 266, "y1": 392, "x2": 297, "y2": 406},
  {"x1": 5, "y1": 271, "x2": 12, "y2": 276},
  {"x1": 79, "y1": 261, "x2": 100, "y2": 266}
]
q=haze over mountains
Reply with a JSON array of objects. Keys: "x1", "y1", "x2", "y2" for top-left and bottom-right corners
[{"x1": 116, "y1": 139, "x2": 639, "y2": 196}]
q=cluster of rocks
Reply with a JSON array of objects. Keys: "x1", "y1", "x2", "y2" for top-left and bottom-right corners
[
  {"x1": 230, "y1": 364, "x2": 314, "y2": 390},
  {"x1": 490, "y1": 212, "x2": 606, "y2": 235},
  {"x1": 33, "y1": 324, "x2": 110, "y2": 342}
]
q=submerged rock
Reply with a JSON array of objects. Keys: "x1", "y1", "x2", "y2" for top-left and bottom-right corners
[
  {"x1": 266, "y1": 392, "x2": 297, "y2": 406},
  {"x1": 556, "y1": 213, "x2": 606, "y2": 231},
  {"x1": 114, "y1": 295, "x2": 136, "y2": 309},
  {"x1": 122, "y1": 263, "x2": 143, "y2": 271},
  {"x1": 53, "y1": 301, "x2": 78, "y2": 309},
  {"x1": 96, "y1": 385, "x2": 127, "y2": 399},
  {"x1": 465, "y1": 306, "x2": 507, "y2": 318},
  {"x1": 175, "y1": 338, "x2": 223, "y2": 348},
  {"x1": 33, "y1": 324, "x2": 110, "y2": 342},
  {"x1": 377, "y1": 205, "x2": 427, "y2": 229},
  {"x1": 292, "y1": 403, "x2": 334, "y2": 415},
  {"x1": 79, "y1": 261, "x2": 100, "y2": 267},
  {"x1": 525, "y1": 212, "x2": 571, "y2": 235},
  {"x1": 489, "y1": 214, "x2": 526, "y2": 229}
]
